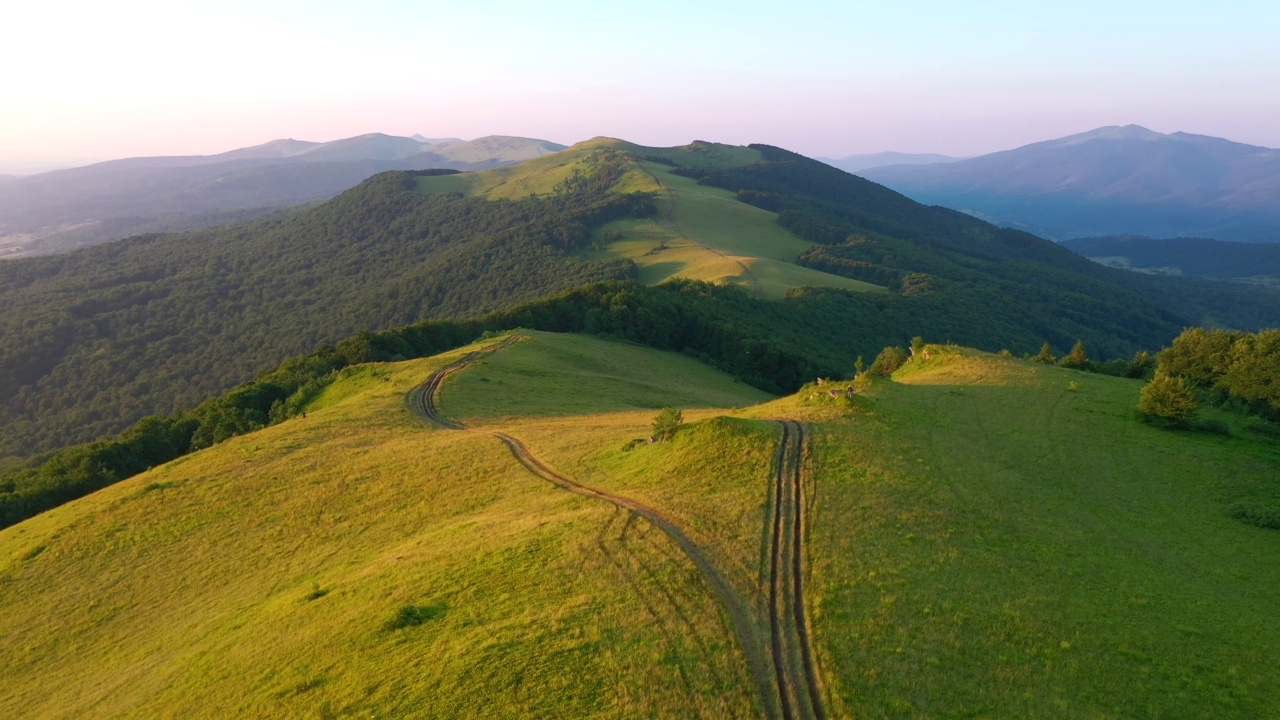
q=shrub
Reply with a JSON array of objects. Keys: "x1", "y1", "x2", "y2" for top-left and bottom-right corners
[
  {"x1": 652, "y1": 407, "x2": 683, "y2": 442},
  {"x1": 384, "y1": 603, "x2": 447, "y2": 630},
  {"x1": 1138, "y1": 371, "x2": 1198, "y2": 426},
  {"x1": 869, "y1": 346, "x2": 908, "y2": 377},
  {"x1": 1033, "y1": 342, "x2": 1056, "y2": 364}
]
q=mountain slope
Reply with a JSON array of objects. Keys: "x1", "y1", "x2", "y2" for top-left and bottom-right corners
[
  {"x1": 3, "y1": 333, "x2": 1276, "y2": 718},
  {"x1": 862, "y1": 125, "x2": 1280, "y2": 242},
  {"x1": 0, "y1": 332, "x2": 774, "y2": 718},
  {"x1": 0, "y1": 135, "x2": 568, "y2": 256},
  {"x1": 414, "y1": 138, "x2": 886, "y2": 298},
  {"x1": 0, "y1": 158, "x2": 641, "y2": 462}
]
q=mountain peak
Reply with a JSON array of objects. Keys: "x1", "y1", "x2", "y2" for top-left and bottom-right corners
[{"x1": 1056, "y1": 125, "x2": 1166, "y2": 145}]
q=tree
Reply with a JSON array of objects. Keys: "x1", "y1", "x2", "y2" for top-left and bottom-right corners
[
  {"x1": 869, "y1": 346, "x2": 908, "y2": 377},
  {"x1": 854, "y1": 355, "x2": 866, "y2": 375},
  {"x1": 652, "y1": 407, "x2": 683, "y2": 441},
  {"x1": 1061, "y1": 339, "x2": 1089, "y2": 370},
  {"x1": 1138, "y1": 371, "x2": 1198, "y2": 426},
  {"x1": 1034, "y1": 342, "x2": 1056, "y2": 364}
]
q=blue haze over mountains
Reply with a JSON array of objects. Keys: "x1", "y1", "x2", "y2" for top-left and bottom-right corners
[
  {"x1": 0, "y1": 134, "x2": 564, "y2": 257},
  {"x1": 860, "y1": 125, "x2": 1280, "y2": 244}
]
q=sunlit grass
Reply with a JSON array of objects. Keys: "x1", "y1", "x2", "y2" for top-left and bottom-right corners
[{"x1": 3, "y1": 336, "x2": 1277, "y2": 718}]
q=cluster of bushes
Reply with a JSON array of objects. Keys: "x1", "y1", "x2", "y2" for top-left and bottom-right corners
[
  {"x1": 1131, "y1": 328, "x2": 1280, "y2": 428},
  {"x1": 1030, "y1": 340, "x2": 1155, "y2": 379}
]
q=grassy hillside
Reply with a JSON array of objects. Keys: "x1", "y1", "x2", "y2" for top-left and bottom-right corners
[
  {"x1": 759, "y1": 346, "x2": 1280, "y2": 718},
  {"x1": 5, "y1": 331, "x2": 1276, "y2": 718},
  {"x1": 416, "y1": 139, "x2": 885, "y2": 298},
  {"x1": 0, "y1": 332, "x2": 771, "y2": 718}
]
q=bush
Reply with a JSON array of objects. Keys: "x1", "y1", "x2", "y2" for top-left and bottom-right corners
[
  {"x1": 652, "y1": 407, "x2": 683, "y2": 442},
  {"x1": 384, "y1": 603, "x2": 447, "y2": 630},
  {"x1": 869, "y1": 346, "x2": 908, "y2": 377},
  {"x1": 1138, "y1": 371, "x2": 1198, "y2": 426}
]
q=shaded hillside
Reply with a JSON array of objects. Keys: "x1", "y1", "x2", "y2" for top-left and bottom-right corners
[
  {"x1": 862, "y1": 125, "x2": 1280, "y2": 242},
  {"x1": 1064, "y1": 235, "x2": 1280, "y2": 285},
  {"x1": 0, "y1": 134, "x2": 566, "y2": 256},
  {"x1": 0, "y1": 158, "x2": 642, "y2": 462}
]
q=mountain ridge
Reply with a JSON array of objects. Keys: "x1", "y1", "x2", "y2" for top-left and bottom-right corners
[
  {"x1": 0, "y1": 134, "x2": 569, "y2": 256},
  {"x1": 861, "y1": 125, "x2": 1280, "y2": 242}
]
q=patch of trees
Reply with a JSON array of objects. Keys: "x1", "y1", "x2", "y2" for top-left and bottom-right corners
[
  {"x1": 1150, "y1": 327, "x2": 1280, "y2": 422},
  {"x1": 0, "y1": 156, "x2": 651, "y2": 464}
]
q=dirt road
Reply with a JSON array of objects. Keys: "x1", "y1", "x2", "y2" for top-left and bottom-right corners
[{"x1": 767, "y1": 420, "x2": 827, "y2": 720}]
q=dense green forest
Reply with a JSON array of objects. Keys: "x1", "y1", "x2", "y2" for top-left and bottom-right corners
[{"x1": 0, "y1": 161, "x2": 645, "y2": 463}]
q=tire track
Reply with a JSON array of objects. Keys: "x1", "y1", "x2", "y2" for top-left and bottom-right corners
[
  {"x1": 493, "y1": 432, "x2": 781, "y2": 720},
  {"x1": 407, "y1": 336, "x2": 521, "y2": 428},
  {"x1": 768, "y1": 420, "x2": 827, "y2": 720}
]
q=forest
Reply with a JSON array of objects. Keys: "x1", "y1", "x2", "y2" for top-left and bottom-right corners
[{"x1": 0, "y1": 160, "x2": 647, "y2": 464}]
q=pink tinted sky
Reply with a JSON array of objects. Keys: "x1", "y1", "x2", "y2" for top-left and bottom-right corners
[{"x1": 3, "y1": 0, "x2": 1278, "y2": 171}]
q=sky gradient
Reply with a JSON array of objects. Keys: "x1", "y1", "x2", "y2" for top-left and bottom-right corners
[{"x1": 3, "y1": 0, "x2": 1278, "y2": 172}]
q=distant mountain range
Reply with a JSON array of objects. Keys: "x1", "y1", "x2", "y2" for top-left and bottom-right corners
[
  {"x1": 0, "y1": 134, "x2": 566, "y2": 256},
  {"x1": 820, "y1": 151, "x2": 961, "y2": 173},
  {"x1": 861, "y1": 125, "x2": 1280, "y2": 243}
]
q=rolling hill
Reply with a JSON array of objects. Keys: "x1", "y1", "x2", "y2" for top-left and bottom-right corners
[
  {"x1": 0, "y1": 134, "x2": 566, "y2": 256},
  {"x1": 2, "y1": 135, "x2": 1279, "y2": 472},
  {"x1": 862, "y1": 125, "x2": 1280, "y2": 243},
  {"x1": 2, "y1": 331, "x2": 1276, "y2": 718}
]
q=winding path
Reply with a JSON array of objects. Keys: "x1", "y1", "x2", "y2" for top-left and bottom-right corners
[
  {"x1": 407, "y1": 338, "x2": 825, "y2": 718},
  {"x1": 408, "y1": 336, "x2": 521, "y2": 428}
]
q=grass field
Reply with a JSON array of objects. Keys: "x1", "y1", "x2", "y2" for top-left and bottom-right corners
[
  {"x1": 762, "y1": 346, "x2": 1280, "y2": 718},
  {"x1": 3, "y1": 334, "x2": 1277, "y2": 718},
  {"x1": 0, "y1": 334, "x2": 769, "y2": 719},
  {"x1": 415, "y1": 138, "x2": 885, "y2": 299}
]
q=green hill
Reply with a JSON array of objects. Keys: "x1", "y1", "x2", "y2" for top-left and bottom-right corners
[
  {"x1": 415, "y1": 138, "x2": 885, "y2": 298},
  {"x1": 3, "y1": 135, "x2": 1278, "y2": 474},
  {"x1": 2, "y1": 332, "x2": 1277, "y2": 718}
]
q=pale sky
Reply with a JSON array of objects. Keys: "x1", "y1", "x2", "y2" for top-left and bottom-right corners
[{"x1": 2, "y1": 0, "x2": 1278, "y2": 171}]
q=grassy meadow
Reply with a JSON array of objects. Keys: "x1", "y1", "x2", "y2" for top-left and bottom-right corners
[
  {"x1": 0, "y1": 334, "x2": 770, "y2": 719},
  {"x1": 2, "y1": 333, "x2": 1277, "y2": 718},
  {"x1": 766, "y1": 346, "x2": 1280, "y2": 718}
]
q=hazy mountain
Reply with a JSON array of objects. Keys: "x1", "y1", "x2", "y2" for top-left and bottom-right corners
[
  {"x1": 1063, "y1": 235, "x2": 1280, "y2": 284},
  {"x1": 0, "y1": 134, "x2": 568, "y2": 256},
  {"x1": 821, "y1": 151, "x2": 960, "y2": 173},
  {"x1": 861, "y1": 125, "x2": 1280, "y2": 243},
  {"x1": 411, "y1": 134, "x2": 462, "y2": 144}
]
